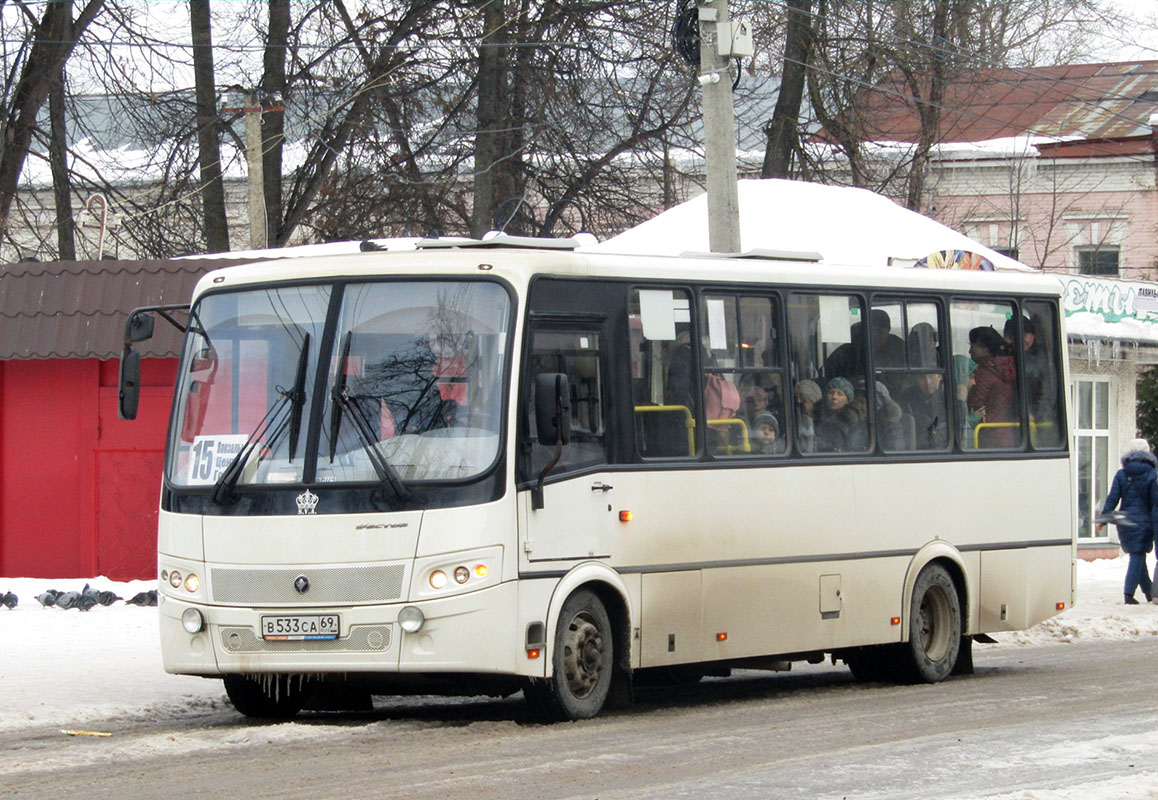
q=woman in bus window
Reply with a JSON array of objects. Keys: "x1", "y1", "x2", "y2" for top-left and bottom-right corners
[
  {"x1": 967, "y1": 326, "x2": 1016, "y2": 448},
  {"x1": 794, "y1": 379, "x2": 821, "y2": 454},
  {"x1": 815, "y1": 377, "x2": 867, "y2": 452}
]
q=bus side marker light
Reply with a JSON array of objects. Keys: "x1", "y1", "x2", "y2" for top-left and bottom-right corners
[
  {"x1": 891, "y1": 617, "x2": 901, "y2": 626},
  {"x1": 1056, "y1": 602, "x2": 1066, "y2": 611},
  {"x1": 619, "y1": 510, "x2": 633, "y2": 522},
  {"x1": 716, "y1": 632, "x2": 727, "y2": 642},
  {"x1": 475, "y1": 564, "x2": 488, "y2": 578},
  {"x1": 526, "y1": 648, "x2": 541, "y2": 659}
]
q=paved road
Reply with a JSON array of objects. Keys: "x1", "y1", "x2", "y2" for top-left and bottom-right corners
[{"x1": 4, "y1": 639, "x2": 1156, "y2": 799}]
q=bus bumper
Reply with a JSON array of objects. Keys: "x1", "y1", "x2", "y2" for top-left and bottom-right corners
[{"x1": 159, "y1": 580, "x2": 521, "y2": 677}]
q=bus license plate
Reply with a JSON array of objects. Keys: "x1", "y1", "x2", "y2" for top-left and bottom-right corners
[{"x1": 261, "y1": 614, "x2": 340, "y2": 641}]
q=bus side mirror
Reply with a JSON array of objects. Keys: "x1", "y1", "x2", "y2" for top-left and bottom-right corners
[
  {"x1": 127, "y1": 311, "x2": 156, "y2": 343},
  {"x1": 118, "y1": 350, "x2": 141, "y2": 420},
  {"x1": 534, "y1": 373, "x2": 571, "y2": 445}
]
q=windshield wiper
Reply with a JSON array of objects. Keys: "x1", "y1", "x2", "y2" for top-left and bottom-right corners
[
  {"x1": 211, "y1": 333, "x2": 311, "y2": 505},
  {"x1": 287, "y1": 333, "x2": 311, "y2": 461},
  {"x1": 328, "y1": 331, "x2": 413, "y2": 502}
]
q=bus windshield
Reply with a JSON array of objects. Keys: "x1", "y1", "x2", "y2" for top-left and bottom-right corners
[{"x1": 167, "y1": 280, "x2": 511, "y2": 490}]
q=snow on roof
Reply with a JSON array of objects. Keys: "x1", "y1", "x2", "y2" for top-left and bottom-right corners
[{"x1": 587, "y1": 178, "x2": 1030, "y2": 272}]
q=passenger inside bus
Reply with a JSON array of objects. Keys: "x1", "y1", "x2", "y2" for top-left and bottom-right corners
[
  {"x1": 823, "y1": 309, "x2": 905, "y2": 380},
  {"x1": 855, "y1": 379, "x2": 909, "y2": 451},
  {"x1": 893, "y1": 322, "x2": 948, "y2": 450},
  {"x1": 815, "y1": 377, "x2": 868, "y2": 452},
  {"x1": 750, "y1": 412, "x2": 780, "y2": 453},
  {"x1": 1005, "y1": 313, "x2": 1056, "y2": 434},
  {"x1": 967, "y1": 326, "x2": 1017, "y2": 448},
  {"x1": 899, "y1": 372, "x2": 949, "y2": 449},
  {"x1": 793, "y1": 379, "x2": 822, "y2": 454}
]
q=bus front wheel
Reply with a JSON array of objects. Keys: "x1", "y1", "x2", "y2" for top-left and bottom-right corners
[
  {"x1": 223, "y1": 674, "x2": 309, "y2": 719},
  {"x1": 527, "y1": 589, "x2": 614, "y2": 721},
  {"x1": 900, "y1": 564, "x2": 961, "y2": 683}
]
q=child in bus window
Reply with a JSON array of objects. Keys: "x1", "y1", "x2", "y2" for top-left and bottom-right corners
[{"x1": 751, "y1": 412, "x2": 780, "y2": 454}]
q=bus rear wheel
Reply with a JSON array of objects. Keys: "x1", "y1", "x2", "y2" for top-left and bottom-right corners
[
  {"x1": 899, "y1": 564, "x2": 961, "y2": 683},
  {"x1": 527, "y1": 589, "x2": 614, "y2": 721},
  {"x1": 223, "y1": 674, "x2": 309, "y2": 719}
]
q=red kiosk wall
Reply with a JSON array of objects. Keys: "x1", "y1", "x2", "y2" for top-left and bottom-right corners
[{"x1": 0, "y1": 358, "x2": 176, "y2": 579}]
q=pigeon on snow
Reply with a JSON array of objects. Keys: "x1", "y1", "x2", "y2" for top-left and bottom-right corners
[
  {"x1": 35, "y1": 590, "x2": 61, "y2": 607},
  {"x1": 126, "y1": 589, "x2": 158, "y2": 607}
]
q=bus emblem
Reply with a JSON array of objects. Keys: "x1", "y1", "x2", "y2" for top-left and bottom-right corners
[
  {"x1": 294, "y1": 575, "x2": 310, "y2": 594},
  {"x1": 296, "y1": 489, "x2": 319, "y2": 515}
]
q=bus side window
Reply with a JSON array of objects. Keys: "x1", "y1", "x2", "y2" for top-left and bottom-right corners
[
  {"x1": 950, "y1": 300, "x2": 1024, "y2": 450},
  {"x1": 790, "y1": 292, "x2": 870, "y2": 454},
  {"x1": 630, "y1": 288, "x2": 699, "y2": 458},
  {"x1": 876, "y1": 300, "x2": 950, "y2": 452},
  {"x1": 701, "y1": 293, "x2": 786, "y2": 457},
  {"x1": 1020, "y1": 300, "x2": 1064, "y2": 449}
]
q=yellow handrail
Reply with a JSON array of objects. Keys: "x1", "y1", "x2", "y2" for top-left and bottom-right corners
[
  {"x1": 972, "y1": 420, "x2": 1056, "y2": 448},
  {"x1": 707, "y1": 417, "x2": 751, "y2": 454}
]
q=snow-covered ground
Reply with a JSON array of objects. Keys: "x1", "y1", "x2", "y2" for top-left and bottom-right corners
[
  {"x1": 1, "y1": 556, "x2": 1154, "y2": 734},
  {"x1": 4, "y1": 557, "x2": 1158, "y2": 799}
]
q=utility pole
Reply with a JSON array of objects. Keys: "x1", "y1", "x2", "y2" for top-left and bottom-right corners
[
  {"x1": 698, "y1": 0, "x2": 746, "y2": 253},
  {"x1": 223, "y1": 92, "x2": 284, "y2": 250},
  {"x1": 243, "y1": 93, "x2": 267, "y2": 250}
]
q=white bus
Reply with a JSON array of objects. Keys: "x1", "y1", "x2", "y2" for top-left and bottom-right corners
[{"x1": 119, "y1": 237, "x2": 1075, "y2": 720}]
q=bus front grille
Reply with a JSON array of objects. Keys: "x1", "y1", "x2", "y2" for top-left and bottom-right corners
[
  {"x1": 219, "y1": 625, "x2": 392, "y2": 654},
  {"x1": 210, "y1": 564, "x2": 406, "y2": 604}
]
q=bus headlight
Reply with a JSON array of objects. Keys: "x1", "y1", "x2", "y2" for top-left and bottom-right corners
[
  {"x1": 169, "y1": 570, "x2": 183, "y2": 588},
  {"x1": 183, "y1": 573, "x2": 200, "y2": 593},
  {"x1": 454, "y1": 566, "x2": 470, "y2": 584},
  {"x1": 398, "y1": 606, "x2": 425, "y2": 633},
  {"x1": 429, "y1": 570, "x2": 448, "y2": 590},
  {"x1": 181, "y1": 607, "x2": 205, "y2": 633}
]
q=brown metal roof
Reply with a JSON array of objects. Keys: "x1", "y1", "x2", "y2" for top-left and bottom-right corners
[
  {"x1": 844, "y1": 60, "x2": 1158, "y2": 147},
  {"x1": 0, "y1": 258, "x2": 260, "y2": 360}
]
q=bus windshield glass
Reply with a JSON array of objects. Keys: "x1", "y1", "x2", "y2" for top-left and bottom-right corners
[
  {"x1": 168, "y1": 285, "x2": 331, "y2": 488},
  {"x1": 167, "y1": 280, "x2": 511, "y2": 489},
  {"x1": 319, "y1": 281, "x2": 509, "y2": 483}
]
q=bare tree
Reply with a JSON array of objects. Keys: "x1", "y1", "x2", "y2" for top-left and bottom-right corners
[
  {"x1": 0, "y1": 0, "x2": 105, "y2": 242},
  {"x1": 761, "y1": 0, "x2": 813, "y2": 179},
  {"x1": 191, "y1": 0, "x2": 230, "y2": 252}
]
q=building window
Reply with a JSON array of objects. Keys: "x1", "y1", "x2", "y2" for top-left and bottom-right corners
[
  {"x1": 1076, "y1": 246, "x2": 1119, "y2": 276},
  {"x1": 992, "y1": 247, "x2": 1019, "y2": 260}
]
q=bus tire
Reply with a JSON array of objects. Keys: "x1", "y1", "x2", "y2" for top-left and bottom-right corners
[
  {"x1": 534, "y1": 589, "x2": 614, "y2": 721},
  {"x1": 899, "y1": 564, "x2": 961, "y2": 683},
  {"x1": 223, "y1": 674, "x2": 308, "y2": 719}
]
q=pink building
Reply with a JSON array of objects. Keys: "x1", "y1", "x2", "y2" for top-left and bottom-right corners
[{"x1": 857, "y1": 60, "x2": 1158, "y2": 554}]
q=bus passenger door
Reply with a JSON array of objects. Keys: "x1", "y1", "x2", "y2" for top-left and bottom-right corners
[{"x1": 521, "y1": 326, "x2": 614, "y2": 562}]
